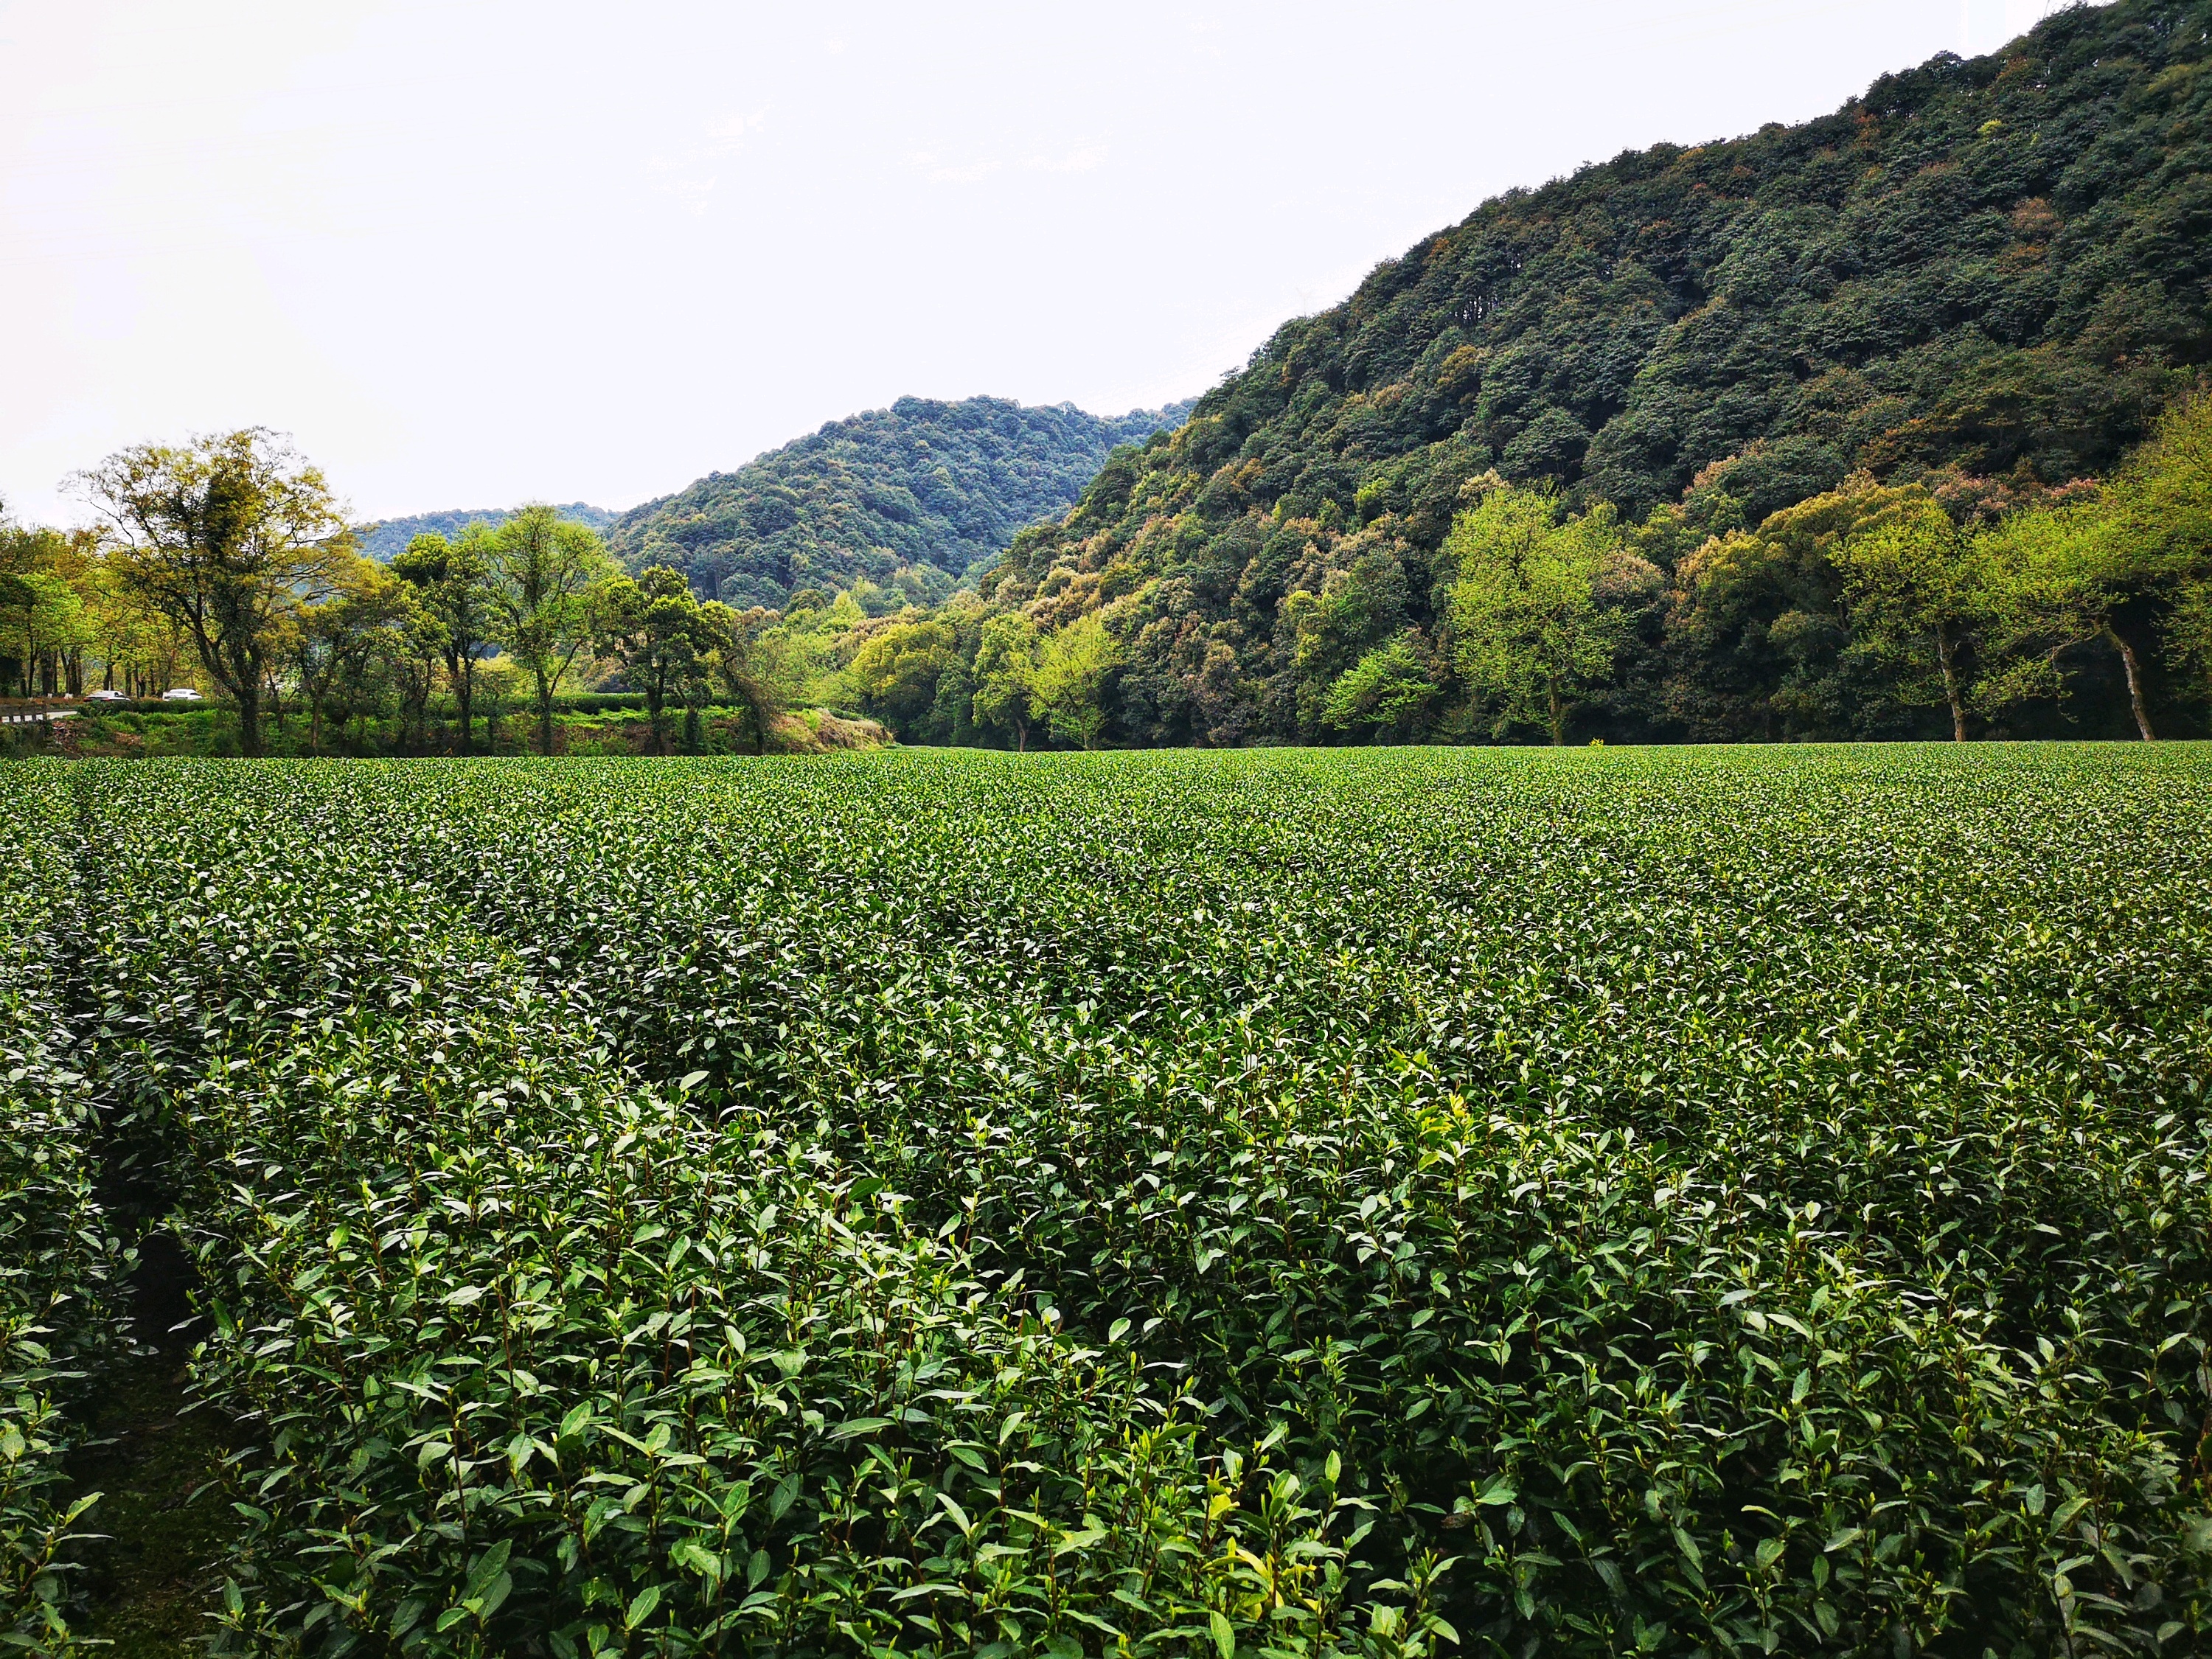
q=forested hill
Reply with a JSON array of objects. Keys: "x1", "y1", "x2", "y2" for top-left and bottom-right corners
[
  {"x1": 357, "y1": 503, "x2": 616, "y2": 562},
  {"x1": 605, "y1": 396, "x2": 1194, "y2": 610},
  {"x1": 964, "y1": 0, "x2": 2209, "y2": 745}
]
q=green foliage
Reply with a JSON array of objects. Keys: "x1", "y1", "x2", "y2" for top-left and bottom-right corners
[
  {"x1": 288, "y1": 558, "x2": 423, "y2": 756},
  {"x1": 593, "y1": 568, "x2": 720, "y2": 754},
  {"x1": 974, "y1": 1, "x2": 2212, "y2": 745},
  {"x1": 1829, "y1": 498, "x2": 1989, "y2": 739},
  {"x1": 1665, "y1": 474, "x2": 1955, "y2": 741},
  {"x1": 392, "y1": 531, "x2": 499, "y2": 754},
  {"x1": 357, "y1": 506, "x2": 616, "y2": 566},
  {"x1": 484, "y1": 506, "x2": 621, "y2": 756},
  {"x1": 700, "y1": 605, "x2": 811, "y2": 757},
  {"x1": 73, "y1": 428, "x2": 355, "y2": 757},
  {"x1": 1321, "y1": 636, "x2": 1436, "y2": 739},
  {"x1": 13, "y1": 744, "x2": 2212, "y2": 1655},
  {"x1": 0, "y1": 771, "x2": 130, "y2": 1654},
  {"x1": 1447, "y1": 485, "x2": 1656, "y2": 745},
  {"x1": 1976, "y1": 495, "x2": 2170, "y2": 737},
  {"x1": 1027, "y1": 613, "x2": 1119, "y2": 750},
  {"x1": 847, "y1": 616, "x2": 960, "y2": 730},
  {"x1": 605, "y1": 397, "x2": 1193, "y2": 608},
  {"x1": 0, "y1": 563, "x2": 91, "y2": 698},
  {"x1": 970, "y1": 613, "x2": 1043, "y2": 751}
]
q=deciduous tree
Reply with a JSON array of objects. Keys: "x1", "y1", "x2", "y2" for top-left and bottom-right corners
[
  {"x1": 701, "y1": 603, "x2": 806, "y2": 754},
  {"x1": 484, "y1": 505, "x2": 616, "y2": 756},
  {"x1": 1447, "y1": 484, "x2": 1655, "y2": 745},
  {"x1": 594, "y1": 566, "x2": 716, "y2": 754},
  {"x1": 849, "y1": 616, "x2": 957, "y2": 734},
  {"x1": 1832, "y1": 499, "x2": 1989, "y2": 741},
  {"x1": 1322, "y1": 633, "x2": 1437, "y2": 740},
  {"x1": 291, "y1": 557, "x2": 417, "y2": 754},
  {"x1": 1028, "y1": 612, "x2": 1119, "y2": 750},
  {"x1": 392, "y1": 528, "x2": 496, "y2": 753},
  {"x1": 73, "y1": 429, "x2": 351, "y2": 754},
  {"x1": 1978, "y1": 501, "x2": 2164, "y2": 739},
  {"x1": 970, "y1": 612, "x2": 1042, "y2": 750}
]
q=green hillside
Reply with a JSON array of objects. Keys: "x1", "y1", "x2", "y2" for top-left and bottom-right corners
[
  {"x1": 944, "y1": 0, "x2": 2211, "y2": 746},
  {"x1": 605, "y1": 396, "x2": 1193, "y2": 610},
  {"x1": 355, "y1": 503, "x2": 616, "y2": 563}
]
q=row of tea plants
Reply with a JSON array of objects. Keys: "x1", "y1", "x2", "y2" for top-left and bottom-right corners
[
  {"x1": 4, "y1": 745, "x2": 2210, "y2": 1655},
  {"x1": 1, "y1": 771, "x2": 130, "y2": 1652}
]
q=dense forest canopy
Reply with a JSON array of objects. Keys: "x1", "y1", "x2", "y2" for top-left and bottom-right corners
[
  {"x1": 868, "y1": 0, "x2": 2210, "y2": 749},
  {"x1": 604, "y1": 397, "x2": 1193, "y2": 612},
  {"x1": 356, "y1": 504, "x2": 616, "y2": 563}
]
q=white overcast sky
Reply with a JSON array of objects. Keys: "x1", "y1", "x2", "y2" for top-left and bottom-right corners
[{"x1": 2, "y1": 0, "x2": 2065, "y2": 525}]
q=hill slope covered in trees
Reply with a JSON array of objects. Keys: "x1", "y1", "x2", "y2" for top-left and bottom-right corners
[
  {"x1": 906, "y1": 0, "x2": 2210, "y2": 747},
  {"x1": 605, "y1": 396, "x2": 1193, "y2": 611},
  {"x1": 356, "y1": 504, "x2": 616, "y2": 563}
]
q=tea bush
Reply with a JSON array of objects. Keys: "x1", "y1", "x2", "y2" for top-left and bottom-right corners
[
  {"x1": 9, "y1": 745, "x2": 2211, "y2": 1657},
  {"x1": 0, "y1": 770, "x2": 130, "y2": 1655}
]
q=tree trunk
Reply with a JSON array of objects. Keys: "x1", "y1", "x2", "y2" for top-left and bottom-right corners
[
  {"x1": 646, "y1": 684, "x2": 667, "y2": 754},
  {"x1": 1936, "y1": 625, "x2": 1968, "y2": 742},
  {"x1": 456, "y1": 672, "x2": 473, "y2": 756},
  {"x1": 535, "y1": 672, "x2": 556, "y2": 757},
  {"x1": 1547, "y1": 681, "x2": 1565, "y2": 746},
  {"x1": 237, "y1": 677, "x2": 265, "y2": 757},
  {"x1": 2104, "y1": 625, "x2": 2155, "y2": 741}
]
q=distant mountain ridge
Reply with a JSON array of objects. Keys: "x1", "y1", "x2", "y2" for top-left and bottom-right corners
[
  {"x1": 356, "y1": 503, "x2": 618, "y2": 563},
  {"x1": 605, "y1": 395, "x2": 1195, "y2": 610}
]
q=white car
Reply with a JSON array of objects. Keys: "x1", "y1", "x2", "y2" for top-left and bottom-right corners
[
  {"x1": 161, "y1": 687, "x2": 206, "y2": 702},
  {"x1": 88, "y1": 688, "x2": 128, "y2": 703}
]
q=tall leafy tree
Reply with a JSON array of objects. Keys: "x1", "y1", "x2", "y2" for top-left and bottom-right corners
[
  {"x1": 391, "y1": 528, "x2": 496, "y2": 753},
  {"x1": 970, "y1": 613, "x2": 1043, "y2": 750},
  {"x1": 1028, "y1": 613, "x2": 1120, "y2": 749},
  {"x1": 1664, "y1": 474, "x2": 1937, "y2": 741},
  {"x1": 700, "y1": 602, "x2": 805, "y2": 754},
  {"x1": 1979, "y1": 503, "x2": 2166, "y2": 740},
  {"x1": 289, "y1": 557, "x2": 418, "y2": 754},
  {"x1": 484, "y1": 504, "x2": 616, "y2": 756},
  {"x1": 73, "y1": 429, "x2": 350, "y2": 755},
  {"x1": 0, "y1": 566, "x2": 88, "y2": 699},
  {"x1": 79, "y1": 552, "x2": 181, "y2": 698},
  {"x1": 593, "y1": 566, "x2": 717, "y2": 754},
  {"x1": 2104, "y1": 390, "x2": 2212, "y2": 577},
  {"x1": 2106, "y1": 392, "x2": 2212, "y2": 709},
  {"x1": 0, "y1": 521, "x2": 104, "y2": 698},
  {"x1": 849, "y1": 617, "x2": 958, "y2": 734},
  {"x1": 1972, "y1": 392, "x2": 2211, "y2": 737},
  {"x1": 1832, "y1": 500, "x2": 1990, "y2": 742},
  {"x1": 1447, "y1": 485, "x2": 1654, "y2": 745}
]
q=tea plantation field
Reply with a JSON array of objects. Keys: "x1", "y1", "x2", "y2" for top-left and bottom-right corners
[{"x1": 6, "y1": 745, "x2": 2211, "y2": 1658}]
